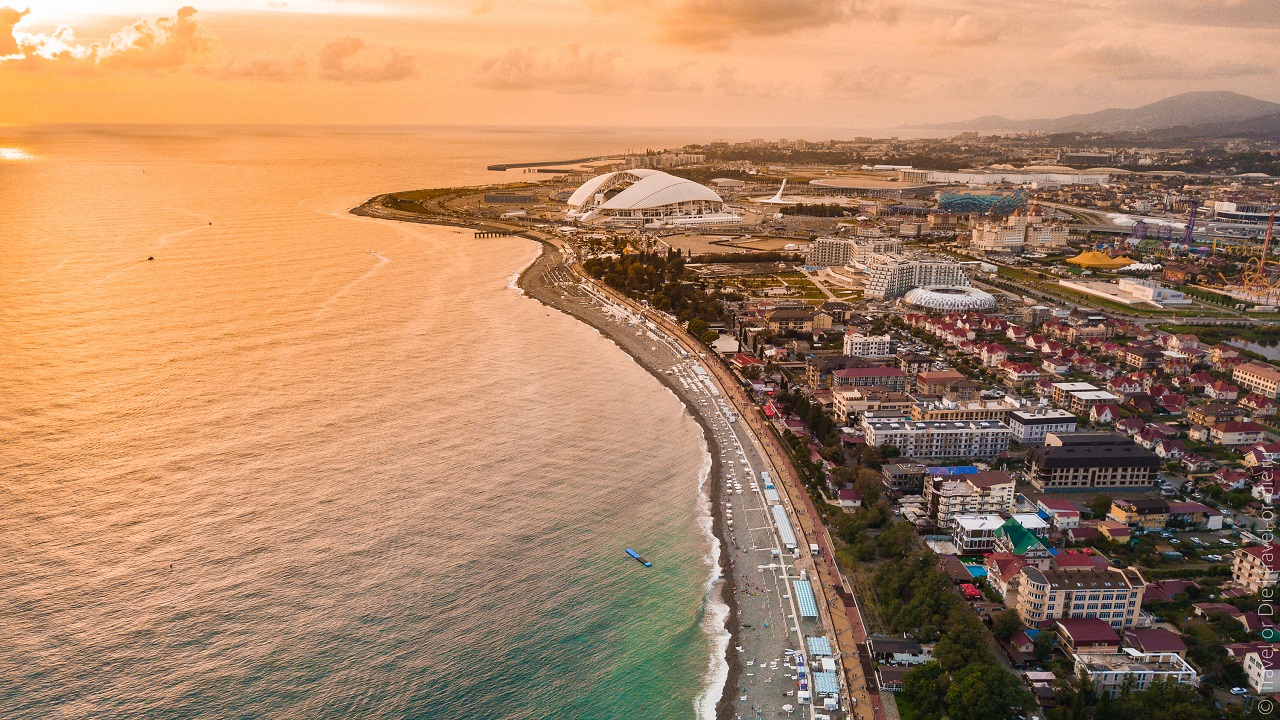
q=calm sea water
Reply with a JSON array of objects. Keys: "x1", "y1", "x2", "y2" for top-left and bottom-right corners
[{"x1": 0, "y1": 126, "x2": 723, "y2": 719}]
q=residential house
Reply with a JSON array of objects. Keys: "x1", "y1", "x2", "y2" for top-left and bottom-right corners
[
  {"x1": 838, "y1": 489, "x2": 863, "y2": 512},
  {"x1": 1056, "y1": 618, "x2": 1121, "y2": 655},
  {"x1": 1206, "y1": 380, "x2": 1241, "y2": 402},
  {"x1": 952, "y1": 514, "x2": 1006, "y2": 553},
  {"x1": 1108, "y1": 498, "x2": 1170, "y2": 530},
  {"x1": 1241, "y1": 394, "x2": 1278, "y2": 417},
  {"x1": 1208, "y1": 421, "x2": 1267, "y2": 447},
  {"x1": 1187, "y1": 402, "x2": 1247, "y2": 427},
  {"x1": 1090, "y1": 403, "x2": 1121, "y2": 425},
  {"x1": 1037, "y1": 498, "x2": 1083, "y2": 530},
  {"x1": 1243, "y1": 442, "x2": 1280, "y2": 468}
]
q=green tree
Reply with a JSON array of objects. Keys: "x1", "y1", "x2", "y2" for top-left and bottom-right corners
[
  {"x1": 1034, "y1": 630, "x2": 1054, "y2": 662},
  {"x1": 944, "y1": 664, "x2": 1033, "y2": 720},
  {"x1": 901, "y1": 662, "x2": 947, "y2": 720},
  {"x1": 991, "y1": 610, "x2": 1023, "y2": 642},
  {"x1": 1088, "y1": 493, "x2": 1114, "y2": 519}
]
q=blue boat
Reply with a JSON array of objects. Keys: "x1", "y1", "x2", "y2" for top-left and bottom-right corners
[{"x1": 625, "y1": 549, "x2": 652, "y2": 567}]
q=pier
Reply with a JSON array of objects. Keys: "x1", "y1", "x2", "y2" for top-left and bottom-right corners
[{"x1": 486, "y1": 155, "x2": 619, "y2": 171}]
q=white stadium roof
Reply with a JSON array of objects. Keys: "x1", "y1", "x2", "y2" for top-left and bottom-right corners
[
  {"x1": 903, "y1": 285, "x2": 997, "y2": 311},
  {"x1": 567, "y1": 170, "x2": 723, "y2": 210}
]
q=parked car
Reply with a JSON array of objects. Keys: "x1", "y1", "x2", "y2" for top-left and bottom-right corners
[
  {"x1": 1206, "y1": 554, "x2": 1223, "y2": 562},
  {"x1": 1230, "y1": 687, "x2": 1249, "y2": 696}
]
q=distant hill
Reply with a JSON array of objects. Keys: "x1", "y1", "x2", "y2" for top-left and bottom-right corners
[{"x1": 912, "y1": 91, "x2": 1280, "y2": 134}]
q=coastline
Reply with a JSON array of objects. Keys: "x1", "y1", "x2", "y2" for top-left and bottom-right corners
[
  {"x1": 353, "y1": 195, "x2": 744, "y2": 718},
  {"x1": 515, "y1": 240, "x2": 742, "y2": 720}
]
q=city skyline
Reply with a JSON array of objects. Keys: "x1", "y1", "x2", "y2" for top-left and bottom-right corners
[{"x1": 3, "y1": 0, "x2": 1279, "y2": 126}]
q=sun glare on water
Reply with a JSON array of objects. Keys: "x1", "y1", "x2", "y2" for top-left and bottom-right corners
[{"x1": 0, "y1": 148, "x2": 35, "y2": 161}]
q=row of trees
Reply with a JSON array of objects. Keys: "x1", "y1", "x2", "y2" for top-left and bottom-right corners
[{"x1": 582, "y1": 250, "x2": 726, "y2": 324}]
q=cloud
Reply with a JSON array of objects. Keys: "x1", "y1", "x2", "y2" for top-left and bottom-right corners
[
  {"x1": 95, "y1": 6, "x2": 213, "y2": 70},
  {"x1": 0, "y1": 8, "x2": 416, "y2": 83},
  {"x1": 1, "y1": 5, "x2": 210, "y2": 70},
  {"x1": 0, "y1": 5, "x2": 26, "y2": 57},
  {"x1": 473, "y1": 45, "x2": 621, "y2": 92},
  {"x1": 1058, "y1": 40, "x2": 1273, "y2": 80},
  {"x1": 318, "y1": 36, "x2": 417, "y2": 82},
  {"x1": 215, "y1": 48, "x2": 308, "y2": 81},
  {"x1": 919, "y1": 14, "x2": 1002, "y2": 47},
  {"x1": 824, "y1": 66, "x2": 914, "y2": 98},
  {"x1": 591, "y1": 0, "x2": 898, "y2": 48}
]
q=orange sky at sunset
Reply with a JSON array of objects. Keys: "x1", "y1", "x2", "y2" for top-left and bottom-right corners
[{"x1": 2, "y1": 0, "x2": 1278, "y2": 127}]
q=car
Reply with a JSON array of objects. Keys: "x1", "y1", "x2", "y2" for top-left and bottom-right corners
[
  {"x1": 1170, "y1": 538, "x2": 1180, "y2": 544},
  {"x1": 1206, "y1": 554, "x2": 1223, "y2": 562},
  {"x1": 1192, "y1": 537, "x2": 1205, "y2": 545},
  {"x1": 1230, "y1": 687, "x2": 1249, "y2": 695},
  {"x1": 1221, "y1": 539, "x2": 1237, "y2": 546}
]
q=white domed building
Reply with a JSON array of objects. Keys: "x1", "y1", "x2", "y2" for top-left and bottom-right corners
[
  {"x1": 566, "y1": 169, "x2": 742, "y2": 227},
  {"x1": 902, "y1": 285, "x2": 997, "y2": 311}
]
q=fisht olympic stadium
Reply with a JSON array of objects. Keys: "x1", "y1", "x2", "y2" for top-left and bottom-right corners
[{"x1": 566, "y1": 169, "x2": 742, "y2": 227}]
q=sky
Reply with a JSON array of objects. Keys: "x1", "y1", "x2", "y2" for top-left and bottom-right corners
[{"x1": 1, "y1": 0, "x2": 1278, "y2": 127}]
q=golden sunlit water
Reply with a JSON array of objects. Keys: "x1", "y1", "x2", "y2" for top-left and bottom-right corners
[{"x1": 0, "y1": 125, "x2": 723, "y2": 719}]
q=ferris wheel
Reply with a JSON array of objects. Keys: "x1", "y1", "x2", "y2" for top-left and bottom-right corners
[{"x1": 1241, "y1": 211, "x2": 1280, "y2": 302}]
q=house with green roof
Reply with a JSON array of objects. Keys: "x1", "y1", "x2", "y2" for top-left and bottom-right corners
[{"x1": 994, "y1": 517, "x2": 1052, "y2": 567}]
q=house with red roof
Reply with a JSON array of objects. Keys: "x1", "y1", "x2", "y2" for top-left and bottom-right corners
[
  {"x1": 1181, "y1": 453, "x2": 1212, "y2": 473},
  {"x1": 1155, "y1": 439, "x2": 1186, "y2": 461},
  {"x1": 1089, "y1": 403, "x2": 1121, "y2": 425},
  {"x1": 1242, "y1": 394, "x2": 1278, "y2": 417},
  {"x1": 1055, "y1": 618, "x2": 1121, "y2": 655},
  {"x1": 1211, "y1": 467, "x2": 1249, "y2": 491},
  {"x1": 1115, "y1": 417, "x2": 1145, "y2": 436},
  {"x1": 837, "y1": 489, "x2": 863, "y2": 512},
  {"x1": 1209, "y1": 421, "x2": 1267, "y2": 447},
  {"x1": 1243, "y1": 442, "x2": 1280, "y2": 468},
  {"x1": 1125, "y1": 628, "x2": 1188, "y2": 658},
  {"x1": 1207, "y1": 380, "x2": 1241, "y2": 402}
]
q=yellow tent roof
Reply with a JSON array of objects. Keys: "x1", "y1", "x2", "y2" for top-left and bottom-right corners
[{"x1": 1066, "y1": 251, "x2": 1135, "y2": 269}]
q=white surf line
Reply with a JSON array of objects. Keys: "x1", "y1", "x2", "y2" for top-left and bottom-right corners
[{"x1": 315, "y1": 251, "x2": 391, "y2": 316}]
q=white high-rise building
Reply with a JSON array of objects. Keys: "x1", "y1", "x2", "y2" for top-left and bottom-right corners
[
  {"x1": 844, "y1": 333, "x2": 893, "y2": 357},
  {"x1": 863, "y1": 253, "x2": 971, "y2": 300}
]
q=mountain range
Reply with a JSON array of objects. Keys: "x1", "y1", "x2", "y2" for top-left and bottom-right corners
[{"x1": 912, "y1": 91, "x2": 1280, "y2": 135}]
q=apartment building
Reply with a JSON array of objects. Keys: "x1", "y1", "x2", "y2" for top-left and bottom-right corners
[
  {"x1": 832, "y1": 387, "x2": 914, "y2": 424},
  {"x1": 910, "y1": 398, "x2": 1019, "y2": 423},
  {"x1": 831, "y1": 366, "x2": 909, "y2": 392},
  {"x1": 1243, "y1": 646, "x2": 1280, "y2": 695},
  {"x1": 1027, "y1": 432, "x2": 1160, "y2": 492},
  {"x1": 1050, "y1": 382, "x2": 1121, "y2": 416},
  {"x1": 1015, "y1": 566, "x2": 1146, "y2": 629},
  {"x1": 862, "y1": 253, "x2": 971, "y2": 300},
  {"x1": 843, "y1": 333, "x2": 894, "y2": 357},
  {"x1": 952, "y1": 514, "x2": 1005, "y2": 553},
  {"x1": 1234, "y1": 362, "x2": 1280, "y2": 399},
  {"x1": 923, "y1": 470, "x2": 1016, "y2": 529},
  {"x1": 1233, "y1": 544, "x2": 1280, "y2": 595},
  {"x1": 1007, "y1": 408, "x2": 1079, "y2": 446},
  {"x1": 863, "y1": 419, "x2": 1012, "y2": 460}
]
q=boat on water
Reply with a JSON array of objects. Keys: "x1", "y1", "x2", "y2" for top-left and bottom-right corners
[{"x1": 625, "y1": 548, "x2": 652, "y2": 567}]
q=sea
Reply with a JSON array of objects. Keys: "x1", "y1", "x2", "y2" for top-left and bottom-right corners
[{"x1": 0, "y1": 125, "x2": 732, "y2": 719}]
